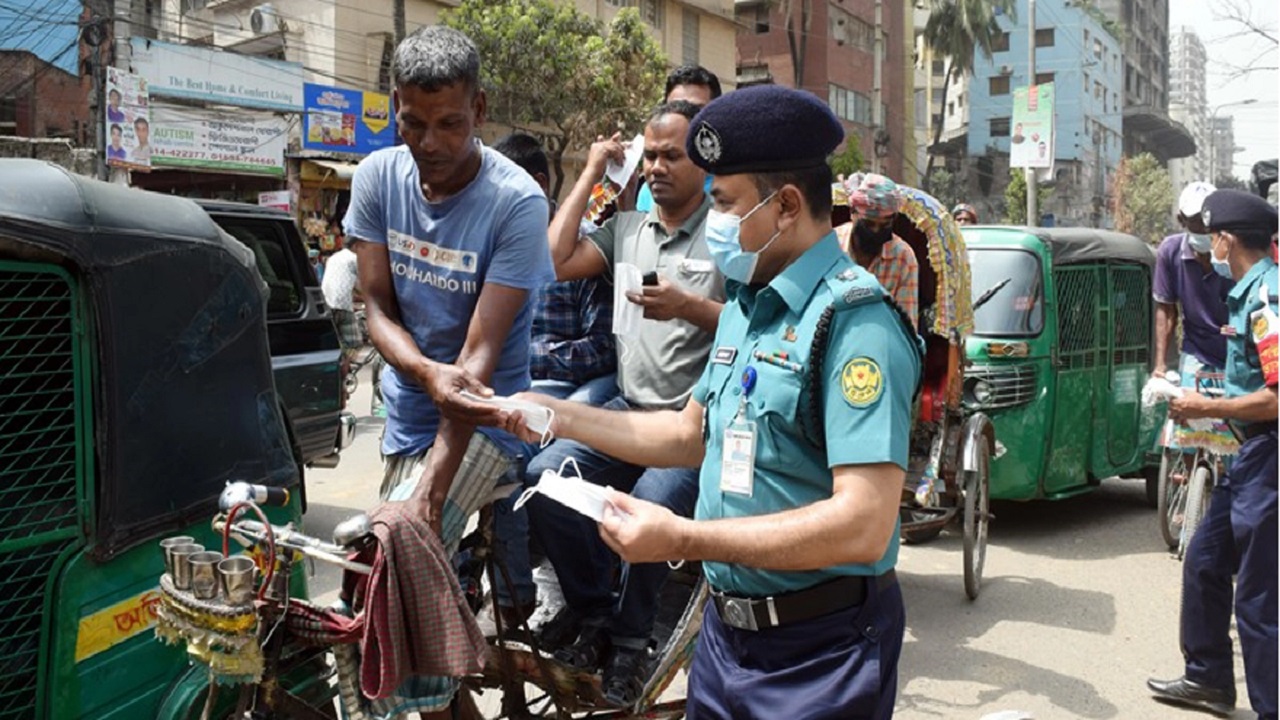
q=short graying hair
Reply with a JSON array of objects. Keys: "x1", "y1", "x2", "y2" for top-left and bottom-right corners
[{"x1": 393, "y1": 26, "x2": 481, "y2": 93}]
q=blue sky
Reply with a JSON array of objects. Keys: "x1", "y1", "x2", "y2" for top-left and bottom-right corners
[{"x1": 0, "y1": 0, "x2": 82, "y2": 74}]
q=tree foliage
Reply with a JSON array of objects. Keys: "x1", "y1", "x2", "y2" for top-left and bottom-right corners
[
  {"x1": 925, "y1": 168, "x2": 965, "y2": 211},
  {"x1": 921, "y1": 0, "x2": 1017, "y2": 184},
  {"x1": 1110, "y1": 153, "x2": 1175, "y2": 243},
  {"x1": 1003, "y1": 170, "x2": 1052, "y2": 225},
  {"x1": 444, "y1": 0, "x2": 667, "y2": 196},
  {"x1": 829, "y1": 135, "x2": 864, "y2": 178}
]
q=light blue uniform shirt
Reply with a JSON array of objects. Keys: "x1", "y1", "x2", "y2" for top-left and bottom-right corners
[
  {"x1": 691, "y1": 233, "x2": 921, "y2": 597},
  {"x1": 1224, "y1": 257, "x2": 1279, "y2": 397},
  {"x1": 344, "y1": 144, "x2": 554, "y2": 457}
]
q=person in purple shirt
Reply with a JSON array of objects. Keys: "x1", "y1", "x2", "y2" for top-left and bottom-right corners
[{"x1": 1154, "y1": 181, "x2": 1235, "y2": 387}]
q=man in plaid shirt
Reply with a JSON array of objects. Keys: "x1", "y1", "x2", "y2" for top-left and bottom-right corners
[{"x1": 836, "y1": 173, "x2": 920, "y2": 327}]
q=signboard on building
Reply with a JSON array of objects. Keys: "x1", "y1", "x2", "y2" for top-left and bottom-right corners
[
  {"x1": 258, "y1": 190, "x2": 293, "y2": 212},
  {"x1": 151, "y1": 104, "x2": 288, "y2": 176},
  {"x1": 302, "y1": 84, "x2": 395, "y2": 155},
  {"x1": 1011, "y1": 83, "x2": 1055, "y2": 169},
  {"x1": 105, "y1": 67, "x2": 151, "y2": 171},
  {"x1": 129, "y1": 38, "x2": 304, "y2": 112}
]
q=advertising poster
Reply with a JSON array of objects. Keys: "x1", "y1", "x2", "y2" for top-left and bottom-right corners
[
  {"x1": 129, "y1": 38, "x2": 303, "y2": 112},
  {"x1": 105, "y1": 67, "x2": 151, "y2": 171},
  {"x1": 303, "y1": 83, "x2": 395, "y2": 155},
  {"x1": 258, "y1": 190, "x2": 292, "y2": 212},
  {"x1": 1010, "y1": 82, "x2": 1055, "y2": 169},
  {"x1": 150, "y1": 104, "x2": 288, "y2": 176}
]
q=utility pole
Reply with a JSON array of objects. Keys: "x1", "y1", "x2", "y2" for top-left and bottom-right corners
[
  {"x1": 394, "y1": 0, "x2": 405, "y2": 46},
  {"x1": 871, "y1": 0, "x2": 883, "y2": 174},
  {"x1": 1025, "y1": 0, "x2": 1037, "y2": 227}
]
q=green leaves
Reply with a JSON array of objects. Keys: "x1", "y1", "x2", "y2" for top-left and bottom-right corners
[
  {"x1": 444, "y1": 0, "x2": 667, "y2": 195},
  {"x1": 1110, "y1": 153, "x2": 1175, "y2": 243},
  {"x1": 1003, "y1": 169, "x2": 1051, "y2": 225}
]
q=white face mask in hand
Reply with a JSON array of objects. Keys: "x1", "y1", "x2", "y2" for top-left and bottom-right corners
[
  {"x1": 613, "y1": 262, "x2": 645, "y2": 361},
  {"x1": 513, "y1": 457, "x2": 628, "y2": 523}
]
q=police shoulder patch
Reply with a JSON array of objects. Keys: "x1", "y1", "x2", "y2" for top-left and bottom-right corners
[{"x1": 840, "y1": 356, "x2": 884, "y2": 407}]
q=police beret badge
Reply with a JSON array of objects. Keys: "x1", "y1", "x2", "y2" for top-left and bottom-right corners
[{"x1": 694, "y1": 123, "x2": 723, "y2": 164}]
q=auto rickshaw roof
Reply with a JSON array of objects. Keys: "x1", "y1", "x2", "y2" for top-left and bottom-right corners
[
  {"x1": 0, "y1": 160, "x2": 296, "y2": 559},
  {"x1": 964, "y1": 226, "x2": 1155, "y2": 268}
]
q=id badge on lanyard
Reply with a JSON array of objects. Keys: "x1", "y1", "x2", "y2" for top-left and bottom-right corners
[{"x1": 720, "y1": 366, "x2": 758, "y2": 497}]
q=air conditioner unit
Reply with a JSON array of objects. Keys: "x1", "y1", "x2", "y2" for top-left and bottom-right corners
[
  {"x1": 250, "y1": 3, "x2": 281, "y2": 34},
  {"x1": 998, "y1": 64, "x2": 1013, "y2": 76}
]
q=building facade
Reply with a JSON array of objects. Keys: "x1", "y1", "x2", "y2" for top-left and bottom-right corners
[
  {"x1": 911, "y1": 0, "x2": 970, "y2": 187},
  {"x1": 1167, "y1": 26, "x2": 1209, "y2": 192},
  {"x1": 1210, "y1": 115, "x2": 1236, "y2": 185},
  {"x1": 1095, "y1": 0, "x2": 1193, "y2": 164},
  {"x1": 966, "y1": 0, "x2": 1124, "y2": 227},
  {"x1": 0, "y1": 50, "x2": 91, "y2": 144},
  {"x1": 735, "y1": 0, "x2": 911, "y2": 181}
]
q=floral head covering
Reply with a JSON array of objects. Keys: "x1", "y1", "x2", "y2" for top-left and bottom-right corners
[{"x1": 843, "y1": 172, "x2": 902, "y2": 221}]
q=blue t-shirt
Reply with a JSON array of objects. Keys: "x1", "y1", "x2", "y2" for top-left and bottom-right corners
[{"x1": 344, "y1": 143, "x2": 554, "y2": 457}]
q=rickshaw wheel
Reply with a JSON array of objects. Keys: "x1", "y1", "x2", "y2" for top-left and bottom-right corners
[
  {"x1": 1157, "y1": 449, "x2": 1189, "y2": 550},
  {"x1": 962, "y1": 442, "x2": 990, "y2": 601}
]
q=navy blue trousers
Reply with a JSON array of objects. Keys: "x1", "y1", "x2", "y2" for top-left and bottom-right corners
[
  {"x1": 688, "y1": 575, "x2": 904, "y2": 719},
  {"x1": 1181, "y1": 430, "x2": 1277, "y2": 719}
]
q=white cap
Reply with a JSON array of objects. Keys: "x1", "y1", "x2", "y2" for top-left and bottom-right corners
[{"x1": 1178, "y1": 181, "x2": 1216, "y2": 218}]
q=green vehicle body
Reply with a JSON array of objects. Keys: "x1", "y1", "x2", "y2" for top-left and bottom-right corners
[
  {"x1": 961, "y1": 227, "x2": 1164, "y2": 501},
  {"x1": 0, "y1": 160, "x2": 330, "y2": 720}
]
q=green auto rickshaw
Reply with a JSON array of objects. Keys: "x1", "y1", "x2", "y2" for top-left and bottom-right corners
[
  {"x1": 961, "y1": 227, "x2": 1164, "y2": 501},
  {"x1": 0, "y1": 160, "x2": 334, "y2": 719}
]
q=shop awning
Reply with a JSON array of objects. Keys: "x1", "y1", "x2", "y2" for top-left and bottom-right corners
[{"x1": 301, "y1": 159, "x2": 359, "y2": 187}]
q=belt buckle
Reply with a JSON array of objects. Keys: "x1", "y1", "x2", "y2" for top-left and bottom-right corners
[{"x1": 720, "y1": 596, "x2": 759, "y2": 631}]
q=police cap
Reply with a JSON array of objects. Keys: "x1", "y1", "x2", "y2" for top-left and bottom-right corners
[
  {"x1": 686, "y1": 85, "x2": 844, "y2": 175},
  {"x1": 1202, "y1": 189, "x2": 1278, "y2": 234}
]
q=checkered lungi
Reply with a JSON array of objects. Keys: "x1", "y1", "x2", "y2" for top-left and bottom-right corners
[
  {"x1": 366, "y1": 433, "x2": 512, "y2": 717},
  {"x1": 332, "y1": 309, "x2": 365, "y2": 353}
]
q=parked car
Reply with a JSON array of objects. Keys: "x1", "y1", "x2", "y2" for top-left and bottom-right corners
[
  {"x1": 0, "y1": 159, "x2": 336, "y2": 718},
  {"x1": 197, "y1": 200, "x2": 355, "y2": 471}
]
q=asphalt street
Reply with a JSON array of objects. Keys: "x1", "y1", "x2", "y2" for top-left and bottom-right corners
[{"x1": 303, "y1": 365, "x2": 1254, "y2": 719}]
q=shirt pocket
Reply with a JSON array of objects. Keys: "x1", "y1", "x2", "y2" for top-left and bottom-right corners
[
  {"x1": 675, "y1": 257, "x2": 721, "y2": 299},
  {"x1": 747, "y1": 363, "x2": 804, "y2": 467}
]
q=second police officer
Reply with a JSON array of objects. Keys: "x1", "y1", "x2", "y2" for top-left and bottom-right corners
[
  {"x1": 1150, "y1": 189, "x2": 1278, "y2": 720},
  {"x1": 503, "y1": 85, "x2": 922, "y2": 718}
]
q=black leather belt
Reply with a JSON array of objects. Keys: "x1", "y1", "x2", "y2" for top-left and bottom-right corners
[{"x1": 711, "y1": 571, "x2": 897, "y2": 632}]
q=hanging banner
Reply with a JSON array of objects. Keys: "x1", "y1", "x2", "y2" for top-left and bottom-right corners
[
  {"x1": 1011, "y1": 82, "x2": 1055, "y2": 169},
  {"x1": 302, "y1": 84, "x2": 396, "y2": 155},
  {"x1": 151, "y1": 104, "x2": 288, "y2": 176},
  {"x1": 105, "y1": 67, "x2": 151, "y2": 171},
  {"x1": 129, "y1": 38, "x2": 303, "y2": 111},
  {"x1": 259, "y1": 190, "x2": 293, "y2": 212}
]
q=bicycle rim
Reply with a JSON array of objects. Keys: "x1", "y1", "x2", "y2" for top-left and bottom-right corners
[{"x1": 1178, "y1": 464, "x2": 1213, "y2": 559}]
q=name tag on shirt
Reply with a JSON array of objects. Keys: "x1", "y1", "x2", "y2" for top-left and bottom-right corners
[
  {"x1": 680, "y1": 258, "x2": 715, "y2": 274},
  {"x1": 712, "y1": 347, "x2": 737, "y2": 365}
]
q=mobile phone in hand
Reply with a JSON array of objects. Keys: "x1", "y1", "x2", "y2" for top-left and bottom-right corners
[{"x1": 642, "y1": 271, "x2": 659, "y2": 286}]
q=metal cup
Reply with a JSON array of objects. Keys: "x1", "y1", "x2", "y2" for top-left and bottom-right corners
[
  {"x1": 189, "y1": 551, "x2": 224, "y2": 600},
  {"x1": 218, "y1": 556, "x2": 257, "y2": 605},
  {"x1": 170, "y1": 543, "x2": 204, "y2": 591},
  {"x1": 160, "y1": 536, "x2": 196, "y2": 575}
]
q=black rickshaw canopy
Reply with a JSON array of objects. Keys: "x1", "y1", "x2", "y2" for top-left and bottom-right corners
[
  {"x1": 0, "y1": 159, "x2": 295, "y2": 559},
  {"x1": 1024, "y1": 227, "x2": 1156, "y2": 267}
]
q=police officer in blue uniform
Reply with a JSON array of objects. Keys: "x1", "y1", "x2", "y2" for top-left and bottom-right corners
[
  {"x1": 1149, "y1": 189, "x2": 1278, "y2": 720},
  {"x1": 501, "y1": 85, "x2": 922, "y2": 718}
]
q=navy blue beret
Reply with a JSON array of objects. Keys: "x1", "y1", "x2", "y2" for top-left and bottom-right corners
[
  {"x1": 1202, "y1": 189, "x2": 1278, "y2": 233},
  {"x1": 686, "y1": 85, "x2": 845, "y2": 175}
]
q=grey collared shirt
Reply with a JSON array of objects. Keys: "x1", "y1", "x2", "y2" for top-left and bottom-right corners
[{"x1": 587, "y1": 197, "x2": 724, "y2": 410}]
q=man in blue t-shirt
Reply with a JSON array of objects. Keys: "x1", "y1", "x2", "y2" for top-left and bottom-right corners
[{"x1": 343, "y1": 25, "x2": 553, "y2": 719}]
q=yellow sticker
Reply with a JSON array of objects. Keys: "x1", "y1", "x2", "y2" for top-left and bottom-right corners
[
  {"x1": 74, "y1": 588, "x2": 162, "y2": 663},
  {"x1": 362, "y1": 91, "x2": 391, "y2": 135},
  {"x1": 1252, "y1": 313, "x2": 1269, "y2": 342},
  {"x1": 841, "y1": 357, "x2": 883, "y2": 407}
]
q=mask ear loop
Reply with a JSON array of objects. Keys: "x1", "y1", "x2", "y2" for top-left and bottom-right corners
[{"x1": 538, "y1": 407, "x2": 556, "y2": 449}]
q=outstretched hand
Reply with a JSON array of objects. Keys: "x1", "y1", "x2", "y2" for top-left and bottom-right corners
[{"x1": 597, "y1": 489, "x2": 687, "y2": 564}]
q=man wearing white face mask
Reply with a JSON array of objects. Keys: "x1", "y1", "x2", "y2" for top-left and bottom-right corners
[
  {"x1": 532, "y1": 99, "x2": 725, "y2": 706},
  {"x1": 503, "y1": 85, "x2": 923, "y2": 718},
  {"x1": 1153, "y1": 181, "x2": 1234, "y2": 387}
]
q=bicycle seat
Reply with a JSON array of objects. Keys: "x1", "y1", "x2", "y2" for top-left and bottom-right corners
[{"x1": 333, "y1": 513, "x2": 373, "y2": 550}]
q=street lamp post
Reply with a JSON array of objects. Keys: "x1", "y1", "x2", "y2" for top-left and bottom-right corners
[{"x1": 1208, "y1": 99, "x2": 1257, "y2": 183}]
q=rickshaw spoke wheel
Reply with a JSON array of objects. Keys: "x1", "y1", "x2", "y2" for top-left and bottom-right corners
[
  {"x1": 1157, "y1": 449, "x2": 1190, "y2": 550},
  {"x1": 962, "y1": 441, "x2": 990, "y2": 601},
  {"x1": 1177, "y1": 463, "x2": 1213, "y2": 560}
]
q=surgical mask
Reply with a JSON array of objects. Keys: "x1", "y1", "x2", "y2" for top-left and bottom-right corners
[
  {"x1": 513, "y1": 457, "x2": 626, "y2": 522},
  {"x1": 613, "y1": 262, "x2": 644, "y2": 362},
  {"x1": 1187, "y1": 233, "x2": 1212, "y2": 253},
  {"x1": 1210, "y1": 235, "x2": 1233, "y2": 279},
  {"x1": 705, "y1": 192, "x2": 779, "y2": 284}
]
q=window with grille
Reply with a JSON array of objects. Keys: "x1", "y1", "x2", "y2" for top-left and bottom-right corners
[
  {"x1": 1035, "y1": 28, "x2": 1055, "y2": 47},
  {"x1": 992, "y1": 31, "x2": 1010, "y2": 52},
  {"x1": 0, "y1": 97, "x2": 14, "y2": 135},
  {"x1": 990, "y1": 116, "x2": 1011, "y2": 137},
  {"x1": 1035, "y1": 72, "x2": 1054, "y2": 86},
  {"x1": 989, "y1": 76, "x2": 1010, "y2": 95},
  {"x1": 682, "y1": 9, "x2": 700, "y2": 65},
  {"x1": 640, "y1": 0, "x2": 663, "y2": 28}
]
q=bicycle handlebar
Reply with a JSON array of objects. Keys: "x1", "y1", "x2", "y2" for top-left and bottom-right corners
[{"x1": 215, "y1": 517, "x2": 373, "y2": 575}]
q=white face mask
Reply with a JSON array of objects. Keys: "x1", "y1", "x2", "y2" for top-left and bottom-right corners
[
  {"x1": 1187, "y1": 232, "x2": 1212, "y2": 253},
  {"x1": 513, "y1": 457, "x2": 627, "y2": 522},
  {"x1": 613, "y1": 262, "x2": 645, "y2": 360},
  {"x1": 1210, "y1": 234, "x2": 1233, "y2": 279}
]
